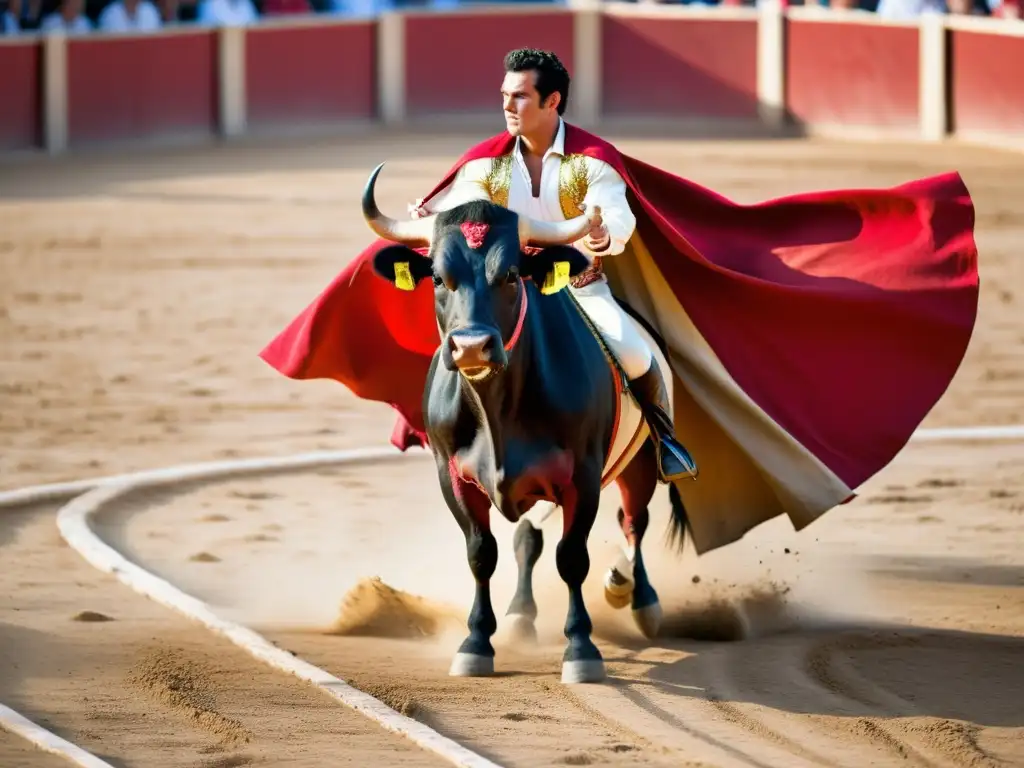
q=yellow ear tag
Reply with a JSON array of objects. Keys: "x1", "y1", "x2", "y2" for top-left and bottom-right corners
[
  {"x1": 541, "y1": 260, "x2": 571, "y2": 295},
  {"x1": 393, "y1": 261, "x2": 416, "y2": 291}
]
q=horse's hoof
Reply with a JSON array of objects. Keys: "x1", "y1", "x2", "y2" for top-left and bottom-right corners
[
  {"x1": 632, "y1": 601, "x2": 663, "y2": 639},
  {"x1": 449, "y1": 652, "x2": 494, "y2": 677},
  {"x1": 561, "y1": 658, "x2": 606, "y2": 684},
  {"x1": 506, "y1": 613, "x2": 538, "y2": 645},
  {"x1": 603, "y1": 567, "x2": 633, "y2": 609}
]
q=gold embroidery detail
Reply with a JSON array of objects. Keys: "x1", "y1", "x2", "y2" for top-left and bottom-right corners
[
  {"x1": 478, "y1": 154, "x2": 512, "y2": 208},
  {"x1": 558, "y1": 154, "x2": 591, "y2": 220},
  {"x1": 559, "y1": 154, "x2": 604, "y2": 289}
]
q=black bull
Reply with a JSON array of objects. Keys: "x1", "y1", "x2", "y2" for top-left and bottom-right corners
[{"x1": 363, "y1": 163, "x2": 690, "y2": 685}]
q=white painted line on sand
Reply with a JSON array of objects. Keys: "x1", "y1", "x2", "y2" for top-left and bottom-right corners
[
  {"x1": 0, "y1": 703, "x2": 115, "y2": 768},
  {"x1": 0, "y1": 448, "x2": 423, "y2": 508},
  {"x1": 50, "y1": 447, "x2": 504, "y2": 768},
  {"x1": 912, "y1": 424, "x2": 1024, "y2": 442}
]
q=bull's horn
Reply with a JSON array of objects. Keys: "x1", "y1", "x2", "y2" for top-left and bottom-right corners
[
  {"x1": 362, "y1": 162, "x2": 436, "y2": 247},
  {"x1": 518, "y1": 206, "x2": 602, "y2": 248}
]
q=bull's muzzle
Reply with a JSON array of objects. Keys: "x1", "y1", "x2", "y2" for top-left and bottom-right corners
[{"x1": 446, "y1": 327, "x2": 506, "y2": 380}]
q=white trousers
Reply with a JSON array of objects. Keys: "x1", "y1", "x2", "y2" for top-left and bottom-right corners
[{"x1": 570, "y1": 278, "x2": 653, "y2": 379}]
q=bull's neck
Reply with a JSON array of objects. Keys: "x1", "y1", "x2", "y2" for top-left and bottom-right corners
[
  {"x1": 458, "y1": 317, "x2": 532, "y2": 431},
  {"x1": 455, "y1": 299, "x2": 534, "y2": 498}
]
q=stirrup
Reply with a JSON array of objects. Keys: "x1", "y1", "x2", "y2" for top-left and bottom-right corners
[{"x1": 654, "y1": 436, "x2": 699, "y2": 483}]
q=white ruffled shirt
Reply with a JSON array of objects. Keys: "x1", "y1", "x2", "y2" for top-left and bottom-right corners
[{"x1": 423, "y1": 118, "x2": 636, "y2": 259}]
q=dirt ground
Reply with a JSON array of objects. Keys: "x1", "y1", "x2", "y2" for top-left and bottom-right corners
[{"x1": 1, "y1": 130, "x2": 1021, "y2": 768}]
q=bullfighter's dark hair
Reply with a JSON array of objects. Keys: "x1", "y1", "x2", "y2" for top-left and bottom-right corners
[{"x1": 503, "y1": 48, "x2": 570, "y2": 116}]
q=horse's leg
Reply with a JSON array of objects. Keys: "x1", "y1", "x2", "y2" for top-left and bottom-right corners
[
  {"x1": 438, "y1": 460, "x2": 499, "y2": 677},
  {"x1": 504, "y1": 517, "x2": 543, "y2": 644},
  {"x1": 558, "y1": 462, "x2": 605, "y2": 684},
  {"x1": 606, "y1": 439, "x2": 662, "y2": 639}
]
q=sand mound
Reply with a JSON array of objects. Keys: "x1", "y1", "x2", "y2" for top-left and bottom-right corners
[
  {"x1": 126, "y1": 648, "x2": 253, "y2": 746},
  {"x1": 327, "y1": 577, "x2": 464, "y2": 639},
  {"x1": 72, "y1": 610, "x2": 115, "y2": 622}
]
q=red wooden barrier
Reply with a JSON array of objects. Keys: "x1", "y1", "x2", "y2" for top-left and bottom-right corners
[
  {"x1": 0, "y1": 41, "x2": 42, "y2": 151},
  {"x1": 7, "y1": 9, "x2": 1024, "y2": 154},
  {"x1": 949, "y1": 27, "x2": 1024, "y2": 138},
  {"x1": 246, "y1": 21, "x2": 376, "y2": 127},
  {"x1": 785, "y1": 18, "x2": 920, "y2": 130},
  {"x1": 403, "y1": 10, "x2": 574, "y2": 117},
  {"x1": 601, "y1": 15, "x2": 758, "y2": 119},
  {"x1": 67, "y1": 31, "x2": 218, "y2": 146}
]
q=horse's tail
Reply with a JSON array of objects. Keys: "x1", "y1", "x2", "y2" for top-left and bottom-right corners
[{"x1": 666, "y1": 481, "x2": 691, "y2": 554}]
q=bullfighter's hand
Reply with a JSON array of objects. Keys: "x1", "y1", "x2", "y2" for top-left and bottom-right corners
[
  {"x1": 579, "y1": 204, "x2": 610, "y2": 253},
  {"x1": 408, "y1": 198, "x2": 429, "y2": 219}
]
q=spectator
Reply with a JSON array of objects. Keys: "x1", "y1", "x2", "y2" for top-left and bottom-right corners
[
  {"x1": 874, "y1": 0, "x2": 944, "y2": 17},
  {"x1": 96, "y1": 0, "x2": 161, "y2": 29},
  {"x1": 327, "y1": 0, "x2": 459, "y2": 14},
  {"x1": 262, "y1": 0, "x2": 310, "y2": 15},
  {"x1": 39, "y1": 0, "x2": 90, "y2": 30},
  {"x1": 14, "y1": 0, "x2": 40, "y2": 28},
  {"x1": 945, "y1": 0, "x2": 996, "y2": 12},
  {"x1": 174, "y1": 0, "x2": 199, "y2": 21},
  {"x1": 157, "y1": 0, "x2": 180, "y2": 22},
  {"x1": 1, "y1": 0, "x2": 21, "y2": 33},
  {"x1": 194, "y1": 0, "x2": 257, "y2": 24},
  {"x1": 991, "y1": 0, "x2": 1021, "y2": 16}
]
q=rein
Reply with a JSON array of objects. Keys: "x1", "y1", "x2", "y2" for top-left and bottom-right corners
[{"x1": 503, "y1": 276, "x2": 529, "y2": 352}]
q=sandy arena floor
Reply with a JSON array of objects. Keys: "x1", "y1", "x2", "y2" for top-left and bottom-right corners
[{"x1": 0, "y1": 130, "x2": 1021, "y2": 768}]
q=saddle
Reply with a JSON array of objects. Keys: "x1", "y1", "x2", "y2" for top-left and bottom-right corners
[{"x1": 563, "y1": 287, "x2": 629, "y2": 393}]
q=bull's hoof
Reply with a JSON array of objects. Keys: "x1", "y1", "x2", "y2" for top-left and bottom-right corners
[
  {"x1": 603, "y1": 567, "x2": 633, "y2": 610},
  {"x1": 505, "y1": 613, "x2": 538, "y2": 645},
  {"x1": 449, "y1": 652, "x2": 494, "y2": 677},
  {"x1": 561, "y1": 659, "x2": 606, "y2": 684},
  {"x1": 632, "y1": 601, "x2": 663, "y2": 639}
]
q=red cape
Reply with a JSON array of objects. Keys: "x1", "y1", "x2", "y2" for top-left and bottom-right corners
[{"x1": 259, "y1": 124, "x2": 978, "y2": 492}]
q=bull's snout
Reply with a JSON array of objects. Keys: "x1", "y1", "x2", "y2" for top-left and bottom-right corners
[{"x1": 446, "y1": 328, "x2": 505, "y2": 379}]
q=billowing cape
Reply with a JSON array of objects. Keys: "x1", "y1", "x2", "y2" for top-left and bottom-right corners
[{"x1": 259, "y1": 123, "x2": 979, "y2": 554}]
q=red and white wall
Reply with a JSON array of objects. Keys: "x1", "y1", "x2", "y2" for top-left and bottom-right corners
[{"x1": 1, "y1": 1, "x2": 1022, "y2": 155}]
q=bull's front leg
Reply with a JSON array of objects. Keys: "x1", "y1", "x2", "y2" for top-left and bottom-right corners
[
  {"x1": 558, "y1": 462, "x2": 605, "y2": 684},
  {"x1": 438, "y1": 460, "x2": 499, "y2": 677}
]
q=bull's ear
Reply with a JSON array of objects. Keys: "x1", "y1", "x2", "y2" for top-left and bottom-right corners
[
  {"x1": 527, "y1": 245, "x2": 592, "y2": 295},
  {"x1": 372, "y1": 244, "x2": 433, "y2": 291}
]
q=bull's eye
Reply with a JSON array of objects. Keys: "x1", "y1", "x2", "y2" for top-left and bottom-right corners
[
  {"x1": 432, "y1": 272, "x2": 444, "y2": 288},
  {"x1": 506, "y1": 266, "x2": 519, "y2": 284}
]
